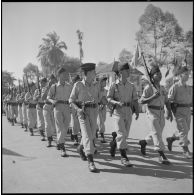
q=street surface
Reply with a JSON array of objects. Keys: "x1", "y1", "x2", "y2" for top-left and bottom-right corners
[{"x1": 2, "y1": 112, "x2": 193, "y2": 193}]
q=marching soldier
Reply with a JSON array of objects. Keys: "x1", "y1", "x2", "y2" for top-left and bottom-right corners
[
  {"x1": 107, "y1": 62, "x2": 139, "y2": 167},
  {"x1": 69, "y1": 63, "x2": 100, "y2": 172},
  {"x1": 10, "y1": 88, "x2": 18, "y2": 126},
  {"x1": 22, "y1": 89, "x2": 28, "y2": 131},
  {"x1": 166, "y1": 66, "x2": 192, "y2": 159},
  {"x1": 16, "y1": 86, "x2": 24, "y2": 128},
  {"x1": 97, "y1": 76, "x2": 108, "y2": 143},
  {"x1": 47, "y1": 67, "x2": 72, "y2": 157},
  {"x1": 34, "y1": 78, "x2": 47, "y2": 141},
  {"x1": 70, "y1": 75, "x2": 81, "y2": 146},
  {"x1": 25, "y1": 82, "x2": 37, "y2": 136},
  {"x1": 6, "y1": 93, "x2": 12, "y2": 122},
  {"x1": 138, "y1": 62, "x2": 173, "y2": 165},
  {"x1": 42, "y1": 74, "x2": 57, "y2": 147}
]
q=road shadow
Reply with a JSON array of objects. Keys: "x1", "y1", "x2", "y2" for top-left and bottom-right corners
[
  {"x1": 2, "y1": 147, "x2": 36, "y2": 161},
  {"x1": 3, "y1": 148, "x2": 24, "y2": 157}
]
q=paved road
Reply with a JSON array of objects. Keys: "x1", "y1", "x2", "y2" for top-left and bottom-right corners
[{"x1": 2, "y1": 113, "x2": 193, "y2": 193}]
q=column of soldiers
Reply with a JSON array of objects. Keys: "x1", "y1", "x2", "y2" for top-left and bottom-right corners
[{"x1": 3, "y1": 59, "x2": 193, "y2": 173}]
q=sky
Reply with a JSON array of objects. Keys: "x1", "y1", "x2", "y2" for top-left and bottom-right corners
[{"x1": 2, "y1": 2, "x2": 193, "y2": 80}]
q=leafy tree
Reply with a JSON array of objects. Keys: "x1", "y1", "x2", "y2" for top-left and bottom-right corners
[
  {"x1": 62, "y1": 56, "x2": 81, "y2": 73},
  {"x1": 136, "y1": 4, "x2": 184, "y2": 66},
  {"x1": 37, "y1": 31, "x2": 67, "y2": 75},
  {"x1": 118, "y1": 49, "x2": 133, "y2": 64},
  {"x1": 23, "y1": 63, "x2": 38, "y2": 81},
  {"x1": 2, "y1": 70, "x2": 16, "y2": 94}
]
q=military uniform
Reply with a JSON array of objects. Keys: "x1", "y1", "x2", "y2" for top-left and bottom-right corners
[
  {"x1": 5, "y1": 94, "x2": 11, "y2": 121},
  {"x1": 141, "y1": 84, "x2": 167, "y2": 151},
  {"x1": 70, "y1": 75, "x2": 81, "y2": 145},
  {"x1": 47, "y1": 68, "x2": 72, "y2": 157},
  {"x1": 97, "y1": 77, "x2": 108, "y2": 143},
  {"x1": 25, "y1": 88, "x2": 37, "y2": 136},
  {"x1": 10, "y1": 91, "x2": 18, "y2": 125},
  {"x1": 167, "y1": 66, "x2": 192, "y2": 158},
  {"x1": 22, "y1": 92, "x2": 28, "y2": 131},
  {"x1": 107, "y1": 63, "x2": 138, "y2": 166},
  {"x1": 42, "y1": 81, "x2": 56, "y2": 147},
  {"x1": 34, "y1": 87, "x2": 46, "y2": 141},
  {"x1": 17, "y1": 93, "x2": 24, "y2": 127},
  {"x1": 69, "y1": 63, "x2": 99, "y2": 172},
  {"x1": 138, "y1": 65, "x2": 172, "y2": 165}
]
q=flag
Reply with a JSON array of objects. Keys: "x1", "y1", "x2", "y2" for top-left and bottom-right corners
[{"x1": 131, "y1": 42, "x2": 143, "y2": 68}]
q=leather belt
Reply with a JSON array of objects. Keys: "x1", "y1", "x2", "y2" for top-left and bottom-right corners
[
  {"x1": 148, "y1": 105, "x2": 164, "y2": 110},
  {"x1": 85, "y1": 103, "x2": 97, "y2": 108},
  {"x1": 45, "y1": 102, "x2": 52, "y2": 105},
  {"x1": 177, "y1": 103, "x2": 191, "y2": 108},
  {"x1": 56, "y1": 100, "x2": 69, "y2": 104},
  {"x1": 38, "y1": 102, "x2": 45, "y2": 108},
  {"x1": 122, "y1": 102, "x2": 131, "y2": 107},
  {"x1": 11, "y1": 102, "x2": 18, "y2": 106},
  {"x1": 28, "y1": 104, "x2": 36, "y2": 108}
]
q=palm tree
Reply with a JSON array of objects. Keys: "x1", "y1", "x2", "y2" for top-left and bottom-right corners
[{"x1": 37, "y1": 31, "x2": 67, "y2": 76}]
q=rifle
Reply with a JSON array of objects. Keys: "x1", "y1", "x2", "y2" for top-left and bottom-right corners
[
  {"x1": 25, "y1": 73, "x2": 31, "y2": 93},
  {"x1": 141, "y1": 52, "x2": 157, "y2": 91},
  {"x1": 137, "y1": 40, "x2": 157, "y2": 91},
  {"x1": 18, "y1": 80, "x2": 21, "y2": 95},
  {"x1": 36, "y1": 68, "x2": 41, "y2": 95}
]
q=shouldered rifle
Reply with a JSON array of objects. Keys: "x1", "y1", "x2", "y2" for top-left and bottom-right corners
[
  {"x1": 36, "y1": 68, "x2": 41, "y2": 95},
  {"x1": 25, "y1": 73, "x2": 30, "y2": 92},
  {"x1": 18, "y1": 80, "x2": 21, "y2": 95},
  {"x1": 141, "y1": 52, "x2": 157, "y2": 91}
]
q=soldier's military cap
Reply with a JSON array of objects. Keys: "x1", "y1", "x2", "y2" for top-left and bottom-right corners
[
  {"x1": 174, "y1": 66, "x2": 188, "y2": 76},
  {"x1": 40, "y1": 78, "x2": 47, "y2": 83},
  {"x1": 118, "y1": 62, "x2": 129, "y2": 71},
  {"x1": 80, "y1": 63, "x2": 96, "y2": 71},
  {"x1": 149, "y1": 65, "x2": 160, "y2": 77},
  {"x1": 57, "y1": 67, "x2": 66, "y2": 75}
]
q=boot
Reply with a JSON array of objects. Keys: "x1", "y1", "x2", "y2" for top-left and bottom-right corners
[
  {"x1": 60, "y1": 144, "x2": 68, "y2": 157},
  {"x1": 70, "y1": 130, "x2": 74, "y2": 141},
  {"x1": 24, "y1": 124, "x2": 28, "y2": 132},
  {"x1": 87, "y1": 154, "x2": 97, "y2": 172},
  {"x1": 96, "y1": 129, "x2": 99, "y2": 138},
  {"x1": 73, "y1": 135, "x2": 79, "y2": 146},
  {"x1": 56, "y1": 143, "x2": 61, "y2": 150},
  {"x1": 166, "y1": 136, "x2": 179, "y2": 151},
  {"x1": 77, "y1": 145, "x2": 87, "y2": 161},
  {"x1": 47, "y1": 137, "x2": 52, "y2": 147},
  {"x1": 11, "y1": 119, "x2": 14, "y2": 126},
  {"x1": 119, "y1": 149, "x2": 133, "y2": 167},
  {"x1": 29, "y1": 128, "x2": 34, "y2": 136},
  {"x1": 138, "y1": 140, "x2": 147, "y2": 155},
  {"x1": 100, "y1": 133, "x2": 106, "y2": 143},
  {"x1": 40, "y1": 130, "x2": 46, "y2": 141},
  {"x1": 182, "y1": 146, "x2": 192, "y2": 159},
  {"x1": 93, "y1": 139, "x2": 98, "y2": 155},
  {"x1": 14, "y1": 118, "x2": 17, "y2": 123},
  {"x1": 109, "y1": 132, "x2": 117, "y2": 157},
  {"x1": 21, "y1": 123, "x2": 24, "y2": 128},
  {"x1": 158, "y1": 151, "x2": 170, "y2": 165}
]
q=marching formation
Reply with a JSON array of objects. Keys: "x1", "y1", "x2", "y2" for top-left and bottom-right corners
[{"x1": 3, "y1": 59, "x2": 193, "y2": 173}]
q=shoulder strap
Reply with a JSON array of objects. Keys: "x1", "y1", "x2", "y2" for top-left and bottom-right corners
[{"x1": 54, "y1": 84, "x2": 57, "y2": 99}]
